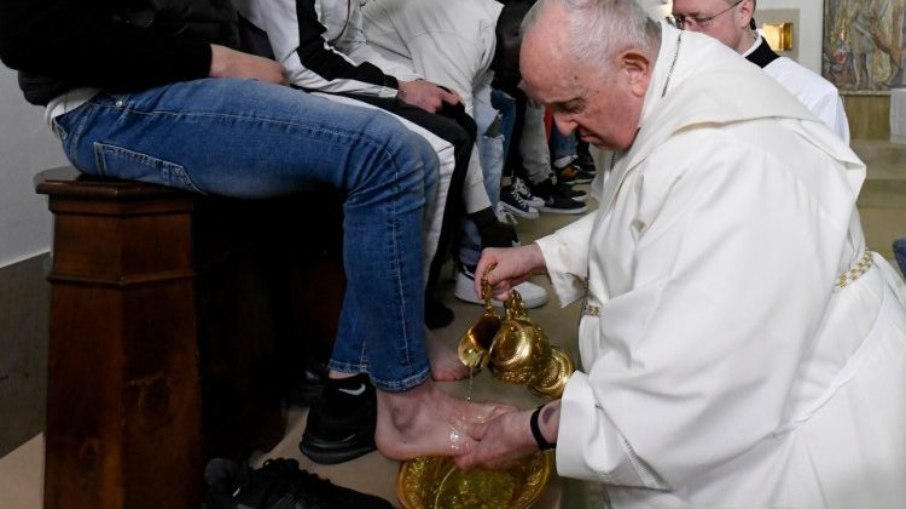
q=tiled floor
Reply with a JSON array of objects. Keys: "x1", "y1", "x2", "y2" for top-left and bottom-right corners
[{"x1": 2, "y1": 139, "x2": 904, "y2": 509}]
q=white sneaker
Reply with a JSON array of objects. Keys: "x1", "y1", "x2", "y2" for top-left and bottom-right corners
[
  {"x1": 454, "y1": 266, "x2": 548, "y2": 309},
  {"x1": 495, "y1": 202, "x2": 518, "y2": 226}
]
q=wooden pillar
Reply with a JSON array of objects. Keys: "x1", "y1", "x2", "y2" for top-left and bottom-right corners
[{"x1": 35, "y1": 167, "x2": 287, "y2": 509}]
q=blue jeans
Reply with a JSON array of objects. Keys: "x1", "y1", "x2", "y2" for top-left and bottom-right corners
[
  {"x1": 550, "y1": 128, "x2": 577, "y2": 166},
  {"x1": 491, "y1": 89, "x2": 517, "y2": 164},
  {"x1": 458, "y1": 94, "x2": 506, "y2": 267},
  {"x1": 52, "y1": 78, "x2": 437, "y2": 392},
  {"x1": 894, "y1": 237, "x2": 906, "y2": 279}
]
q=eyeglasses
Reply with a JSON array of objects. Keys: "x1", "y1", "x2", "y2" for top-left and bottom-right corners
[{"x1": 668, "y1": 0, "x2": 744, "y2": 29}]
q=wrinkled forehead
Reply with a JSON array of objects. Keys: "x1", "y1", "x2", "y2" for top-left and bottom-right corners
[
  {"x1": 672, "y1": 0, "x2": 729, "y2": 15},
  {"x1": 520, "y1": 22, "x2": 574, "y2": 96}
]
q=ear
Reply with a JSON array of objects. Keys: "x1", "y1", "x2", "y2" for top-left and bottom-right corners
[
  {"x1": 619, "y1": 49, "x2": 652, "y2": 98},
  {"x1": 737, "y1": 0, "x2": 755, "y2": 28}
]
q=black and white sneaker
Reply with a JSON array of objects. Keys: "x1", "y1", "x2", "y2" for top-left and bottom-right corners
[
  {"x1": 299, "y1": 373, "x2": 377, "y2": 465},
  {"x1": 205, "y1": 457, "x2": 393, "y2": 509},
  {"x1": 555, "y1": 163, "x2": 595, "y2": 185},
  {"x1": 454, "y1": 264, "x2": 548, "y2": 308},
  {"x1": 555, "y1": 180, "x2": 587, "y2": 202},
  {"x1": 513, "y1": 177, "x2": 545, "y2": 208},
  {"x1": 499, "y1": 184, "x2": 540, "y2": 219},
  {"x1": 533, "y1": 179, "x2": 588, "y2": 215}
]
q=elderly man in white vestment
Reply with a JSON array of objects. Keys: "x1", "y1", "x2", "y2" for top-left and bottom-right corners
[{"x1": 455, "y1": 0, "x2": 906, "y2": 507}]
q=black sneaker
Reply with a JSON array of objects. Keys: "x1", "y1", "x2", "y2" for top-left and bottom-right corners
[
  {"x1": 499, "y1": 185, "x2": 539, "y2": 219},
  {"x1": 555, "y1": 180, "x2": 587, "y2": 202},
  {"x1": 555, "y1": 163, "x2": 595, "y2": 185},
  {"x1": 282, "y1": 359, "x2": 328, "y2": 408},
  {"x1": 532, "y1": 179, "x2": 588, "y2": 215},
  {"x1": 205, "y1": 457, "x2": 393, "y2": 509},
  {"x1": 300, "y1": 373, "x2": 377, "y2": 464},
  {"x1": 575, "y1": 141, "x2": 597, "y2": 176},
  {"x1": 425, "y1": 296, "x2": 455, "y2": 329}
]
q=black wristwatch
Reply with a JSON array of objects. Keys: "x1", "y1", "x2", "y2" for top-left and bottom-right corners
[{"x1": 530, "y1": 404, "x2": 556, "y2": 451}]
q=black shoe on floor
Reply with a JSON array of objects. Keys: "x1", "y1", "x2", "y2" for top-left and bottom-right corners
[
  {"x1": 555, "y1": 179, "x2": 587, "y2": 202},
  {"x1": 575, "y1": 140, "x2": 597, "y2": 176},
  {"x1": 282, "y1": 359, "x2": 328, "y2": 408},
  {"x1": 300, "y1": 373, "x2": 377, "y2": 465},
  {"x1": 425, "y1": 297, "x2": 455, "y2": 329},
  {"x1": 555, "y1": 163, "x2": 595, "y2": 185},
  {"x1": 532, "y1": 178, "x2": 589, "y2": 214},
  {"x1": 205, "y1": 457, "x2": 393, "y2": 509}
]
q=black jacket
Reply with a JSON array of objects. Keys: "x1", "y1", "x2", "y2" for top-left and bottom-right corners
[{"x1": 0, "y1": 0, "x2": 238, "y2": 105}]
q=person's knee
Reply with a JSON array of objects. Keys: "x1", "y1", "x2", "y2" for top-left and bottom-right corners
[
  {"x1": 893, "y1": 237, "x2": 906, "y2": 277},
  {"x1": 410, "y1": 133, "x2": 440, "y2": 193}
]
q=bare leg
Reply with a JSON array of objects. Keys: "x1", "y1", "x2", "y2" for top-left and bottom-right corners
[
  {"x1": 426, "y1": 327, "x2": 471, "y2": 381},
  {"x1": 374, "y1": 379, "x2": 514, "y2": 460}
]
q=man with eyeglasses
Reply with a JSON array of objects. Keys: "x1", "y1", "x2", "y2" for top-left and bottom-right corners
[
  {"x1": 671, "y1": 0, "x2": 850, "y2": 142},
  {"x1": 453, "y1": 0, "x2": 906, "y2": 507}
]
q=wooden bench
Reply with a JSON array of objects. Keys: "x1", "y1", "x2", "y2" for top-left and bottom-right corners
[{"x1": 35, "y1": 167, "x2": 345, "y2": 509}]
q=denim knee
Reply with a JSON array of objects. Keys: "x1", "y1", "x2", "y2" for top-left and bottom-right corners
[{"x1": 893, "y1": 237, "x2": 906, "y2": 278}]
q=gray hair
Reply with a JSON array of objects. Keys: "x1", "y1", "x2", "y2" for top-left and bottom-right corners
[{"x1": 523, "y1": 0, "x2": 660, "y2": 73}]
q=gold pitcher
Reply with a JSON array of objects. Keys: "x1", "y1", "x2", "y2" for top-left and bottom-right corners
[
  {"x1": 457, "y1": 267, "x2": 575, "y2": 400},
  {"x1": 397, "y1": 266, "x2": 575, "y2": 509}
]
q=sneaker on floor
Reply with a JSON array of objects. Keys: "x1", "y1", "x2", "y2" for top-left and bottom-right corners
[
  {"x1": 532, "y1": 179, "x2": 588, "y2": 215},
  {"x1": 576, "y1": 141, "x2": 597, "y2": 172},
  {"x1": 425, "y1": 296, "x2": 454, "y2": 329},
  {"x1": 300, "y1": 373, "x2": 377, "y2": 465},
  {"x1": 454, "y1": 265, "x2": 548, "y2": 308},
  {"x1": 495, "y1": 202, "x2": 518, "y2": 226},
  {"x1": 204, "y1": 457, "x2": 393, "y2": 509},
  {"x1": 281, "y1": 358, "x2": 327, "y2": 408},
  {"x1": 500, "y1": 185, "x2": 540, "y2": 219},
  {"x1": 555, "y1": 163, "x2": 595, "y2": 185},
  {"x1": 512, "y1": 176, "x2": 545, "y2": 208},
  {"x1": 555, "y1": 180, "x2": 587, "y2": 202}
]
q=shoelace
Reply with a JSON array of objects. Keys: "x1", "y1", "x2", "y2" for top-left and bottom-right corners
[
  {"x1": 505, "y1": 185, "x2": 533, "y2": 209},
  {"x1": 239, "y1": 459, "x2": 334, "y2": 509},
  {"x1": 513, "y1": 177, "x2": 536, "y2": 201}
]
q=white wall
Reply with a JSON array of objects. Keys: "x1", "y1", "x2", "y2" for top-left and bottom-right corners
[
  {"x1": 656, "y1": 0, "x2": 825, "y2": 72},
  {"x1": 0, "y1": 64, "x2": 66, "y2": 268}
]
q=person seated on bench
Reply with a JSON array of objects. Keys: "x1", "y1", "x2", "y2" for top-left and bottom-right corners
[
  {"x1": 0, "y1": 0, "x2": 507, "y2": 464},
  {"x1": 235, "y1": 0, "x2": 522, "y2": 330}
]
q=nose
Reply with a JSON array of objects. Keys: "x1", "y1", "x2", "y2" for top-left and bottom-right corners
[
  {"x1": 553, "y1": 114, "x2": 577, "y2": 136},
  {"x1": 682, "y1": 22, "x2": 704, "y2": 32}
]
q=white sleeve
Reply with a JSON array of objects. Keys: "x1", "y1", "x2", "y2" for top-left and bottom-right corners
[{"x1": 535, "y1": 213, "x2": 597, "y2": 307}]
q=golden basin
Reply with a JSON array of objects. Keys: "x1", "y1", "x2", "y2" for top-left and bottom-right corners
[
  {"x1": 397, "y1": 453, "x2": 553, "y2": 509},
  {"x1": 399, "y1": 264, "x2": 570, "y2": 509}
]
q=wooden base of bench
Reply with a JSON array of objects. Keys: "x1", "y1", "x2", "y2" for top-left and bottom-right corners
[{"x1": 36, "y1": 167, "x2": 345, "y2": 509}]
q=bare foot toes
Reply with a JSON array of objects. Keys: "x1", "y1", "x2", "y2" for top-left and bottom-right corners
[{"x1": 426, "y1": 328, "x2": 471, "y2": 381}]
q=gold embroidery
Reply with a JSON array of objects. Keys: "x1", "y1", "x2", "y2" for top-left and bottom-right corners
[{"x1": 836, "y1": 252, "x2": 873, "y2": 288}]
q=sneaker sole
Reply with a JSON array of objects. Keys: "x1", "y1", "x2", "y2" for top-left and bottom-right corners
[
  {"x1": 499, "y1": 201, "x2": 539, "y2": 219},
  {"x1": 540, "y1": 204, "x2": 589, "y2": 215},
  {"x1": 300, "y1": 432, "x2": 376, "y2": 465}
]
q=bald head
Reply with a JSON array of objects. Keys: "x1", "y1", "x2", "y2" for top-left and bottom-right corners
[{"x1": 519, "y1": 0, "x2": 660, "y2": 151}]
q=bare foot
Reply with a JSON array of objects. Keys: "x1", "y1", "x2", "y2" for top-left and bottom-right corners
[
  {"x1": 426, "y1": 328, "x2": 471, "y2": 381},
  {"x1": 374, "y1": 380, "x2": 515, "y2": 461}
]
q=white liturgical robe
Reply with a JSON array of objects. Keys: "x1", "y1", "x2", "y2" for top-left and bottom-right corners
[{"x1": 537, "y1": 23, "x2": 906, "y2": 508}]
